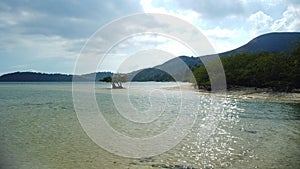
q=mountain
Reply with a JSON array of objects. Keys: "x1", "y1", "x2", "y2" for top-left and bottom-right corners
[
  {"x1": 0, "y1": 72, "x2": 113, "y2": 82},
  {"x1": 80, "y1": 72, "x2": 113, "y2": 81},
  {"x1": 193, "y1": 40, "x2": 300, "y2": 92},
  {"x1": 130, "y1": 32, "x2": 300, "y2": 82},
  {"x1": 1, "y1": 32, "x2": 299, "y2": 82},
  {"x1": 129, "y1": 56, "x2": 203, "y2": 82},
  {"x1": 156, "y1": 56, "x2": 203, "y2": 69},
  {"x1": 219, "y1": 32, "x2": 300, "y2": 57},
  {"x1": 0, "y1": 72, "x2": 73, "y2": 82}
]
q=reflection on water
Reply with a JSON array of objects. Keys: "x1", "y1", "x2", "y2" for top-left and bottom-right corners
[{"x1": 0, "y1": 82, "x2": 299, "y2": 169}]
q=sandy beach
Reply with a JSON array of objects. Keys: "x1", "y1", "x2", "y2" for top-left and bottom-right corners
[{"x1": 163, "y1": 84, "x2": 300, "y2": 103}]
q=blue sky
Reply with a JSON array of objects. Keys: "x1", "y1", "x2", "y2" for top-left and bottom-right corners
[{"x1": 0, "y1": 0, "x2": 300, "y2": 75}]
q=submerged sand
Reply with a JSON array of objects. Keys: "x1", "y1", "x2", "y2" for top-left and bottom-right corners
[{"x1": 163, "y1": 84, "x2": 300, "y2": 103}]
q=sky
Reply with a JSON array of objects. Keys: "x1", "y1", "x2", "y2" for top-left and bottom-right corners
[{"x1": 0, "y1": 0, "x2": 300, "y2": 75}]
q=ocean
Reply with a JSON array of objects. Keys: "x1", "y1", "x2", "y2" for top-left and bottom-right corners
[{"x1": 0, "y1": 82, "x2": 299, "y2": 169}]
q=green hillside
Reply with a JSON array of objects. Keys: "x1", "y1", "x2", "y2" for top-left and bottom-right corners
[{"x1": 193, "y1": 41, "x2": 300, "y2": 92}]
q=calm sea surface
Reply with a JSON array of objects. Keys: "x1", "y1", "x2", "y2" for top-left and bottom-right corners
[{"x1": 0, "y1": 82, "x2": 299, "y2": 169}]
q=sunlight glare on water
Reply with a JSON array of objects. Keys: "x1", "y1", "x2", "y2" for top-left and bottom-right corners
[{"x1": 0, "y1": 82, "x2": 299, "y2": 168}]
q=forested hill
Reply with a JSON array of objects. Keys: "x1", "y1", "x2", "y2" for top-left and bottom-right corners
[
  {"x1": 193, "y1": 40, "x2": 300, "y2": 92},
  {"x1": 129, "y1": 56, "x2": 203, "y2": 82},
  {"x1": 130, "y1": 32, "x2": 300, "y2": 82},
  {"x1": 0, "y1": 72, "x2": 113, "y2": 82},
  {"x1": 219, "y1": 32, "x2": 300, "y2": 57},
  {"x1": 0, "y1": 72, "x2": 73, "y2": 82},
  {"x1": 1, "y1": 32, "x2": 299, "y2": 84}
]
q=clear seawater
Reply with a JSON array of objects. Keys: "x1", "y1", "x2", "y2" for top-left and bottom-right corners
[{"x1": 0, "y1": 82, "x2": 299, "y2": 169}]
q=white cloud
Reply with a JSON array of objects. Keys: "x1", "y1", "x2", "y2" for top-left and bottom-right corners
[
  {"x1": 271, "y1": 5, "x2": 300, "y2": 31},
  {"x1": 116, "y1": 49, "x2": 175, "y2": 73},
  {"x1": 140, "y1": 0, "x2": 201, "y2": 25},
  {"x1": 140, "y1": 0, "x2": 167, "y2": 13},
  {"x1": 0, "y1": 32, "x2": 85, "y2": 59},
  {"x1": 2, "y1": 0, "x2": 300, "y2": 75},
  {"x1": 248, "y1": 11, "x2": 273, "y2": 35},
  {"x1": 202, "y1": 26, "x2": 237, "y2": 39},
  {"x1": 173, "y1": 0, "x2": 244, "y2": 19},
  {"x1": 97, "y1": 34, "x2": 194, "y2": 73},
  {"x1": 203, "y1": 27, "x2": 239, "y2": 53},
  {"x1": 247, "y1": 5, "x2": 300, "y2": 36}
]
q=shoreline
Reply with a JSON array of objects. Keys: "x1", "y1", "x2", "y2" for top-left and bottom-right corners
[{"x1": 163, "y1": 84, "x2": 300, "y2": 103}]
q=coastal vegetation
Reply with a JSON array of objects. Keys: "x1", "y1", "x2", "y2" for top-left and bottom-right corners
[
  {"x1": 130, "y1": 68, "x2": 175, "y2": 82},
  {"x1": 100, "y1": 74, "x2": 128, "y2": 89},
  {"x1": 193, "y1": 40, "x2": 300, "y2": 92}
]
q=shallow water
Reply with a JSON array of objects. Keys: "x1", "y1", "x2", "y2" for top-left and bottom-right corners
[{"x1": 0, "y1": 82, "x2": 299, "y2": 169}]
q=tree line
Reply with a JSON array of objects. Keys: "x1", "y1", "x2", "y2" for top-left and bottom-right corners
[{"x1": 193, "y1": 41, "x2": 300, "y2": 92}]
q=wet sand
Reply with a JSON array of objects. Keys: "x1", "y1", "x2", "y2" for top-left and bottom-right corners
[{"x1": 163, "y1": 84, "x2": 300, "y2": 103}]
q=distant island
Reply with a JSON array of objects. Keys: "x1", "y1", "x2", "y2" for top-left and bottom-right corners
[
  {"x1": 1, "y1": 32, "x2": 299, "y2": 92},
  {"x1": 0, "y1": 72, "x2": 113, "y2": 82}
]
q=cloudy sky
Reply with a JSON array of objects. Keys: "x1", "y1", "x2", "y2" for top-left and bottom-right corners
[{"x1": 0, "y1": 0, "x2": 300, "y2": 75}]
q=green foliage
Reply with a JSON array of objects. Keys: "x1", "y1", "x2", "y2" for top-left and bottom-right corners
[
  {"x1": 111, "y1": 74, "x2": 127, "y2": 89},
  {"x1": 99, "y1": 76, "x2": 112, "y2": 82},
  {"x1": 112, "y1": 74, "x2": 128, "y2": 83},
  {"x1": 131, "y1": 68, "x2": 175, "y2": 82},
  {"x1": 192, "y1": 41, "x2": 300, "y2": 92},
  {"x1": 192, "y1": 65, "x2": 210, "y2": 90},
  {"x1": 99, "y1": 74, "x2": 128, "y2": 89}
]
